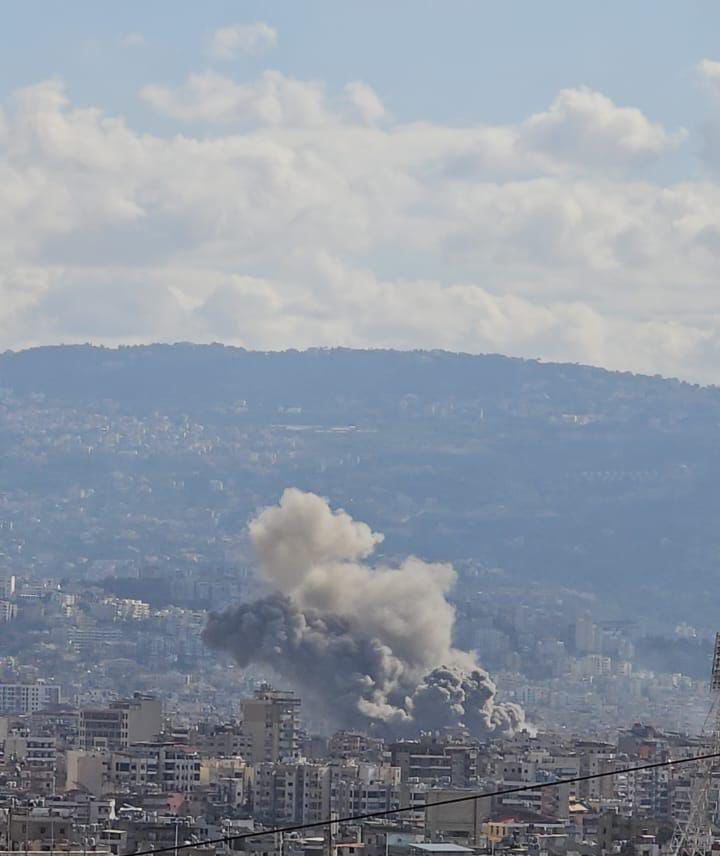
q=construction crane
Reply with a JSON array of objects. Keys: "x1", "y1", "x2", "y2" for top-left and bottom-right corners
[{"x1": 670, "y1": 632, "x2": 720, "y2": 856}]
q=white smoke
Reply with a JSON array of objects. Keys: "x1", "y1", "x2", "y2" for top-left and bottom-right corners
[{"x1": 204, "y1": 488, "x2": 525, "y2": 737}]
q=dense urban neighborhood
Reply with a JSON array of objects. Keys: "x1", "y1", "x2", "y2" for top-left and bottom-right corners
[{"x1": 0, "y1": 346, "x2": 718, "y2": 856}]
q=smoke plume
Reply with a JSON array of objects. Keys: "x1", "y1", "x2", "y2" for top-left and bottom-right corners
[{"x1": 203, "y1": 488, "x2": 525, "y2": 737}]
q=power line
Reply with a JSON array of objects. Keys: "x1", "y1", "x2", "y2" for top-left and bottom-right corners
[{"x1": 130, "y1": 750, "x2": 720, "y2": 856}]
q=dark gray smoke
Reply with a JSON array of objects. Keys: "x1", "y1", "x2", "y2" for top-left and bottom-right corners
[{"x1": 203, "y1": 488, "x2": 525, "y2": 736}]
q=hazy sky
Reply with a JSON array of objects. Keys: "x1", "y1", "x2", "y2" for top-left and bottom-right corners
[{"x1": 3, "y1": 1, "x2": 720, "y2": 380}]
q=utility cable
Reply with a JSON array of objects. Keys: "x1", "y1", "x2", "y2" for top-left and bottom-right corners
[{"x1": 129, "y1": 750, "x2": 720, "y2": 856}]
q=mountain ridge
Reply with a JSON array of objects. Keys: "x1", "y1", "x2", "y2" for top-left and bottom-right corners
[{"x1": 1, "y1": 343, "x2": 719, "y2": 625}]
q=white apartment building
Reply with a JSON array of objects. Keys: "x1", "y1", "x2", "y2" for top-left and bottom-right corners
[{"x1": 0, "y1": 684, "x2": 61, "y2": 714}]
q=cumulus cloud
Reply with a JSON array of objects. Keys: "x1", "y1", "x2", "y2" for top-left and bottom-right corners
[
  {"x1": 140, "y1": 71, "x2": 387, "y2": 128},
  {"x1": 520, "y1": 87, "x2": 686, "y2": 167},
  {"x1": 0, "y1": 69, "x2": 718, "y2": 380},
  {"x1": 139, "y1": 70, "x2": 329, "y2": 126},
  {"x1": 698, "y1": 58, "x2": 720, "y2": 96},
  {"x1": 344, "y1": 81, "x2": 387, "y2": 124},
  {"x1": 211, "y1": 22, "x2": 277, "y2": 59},
  {"x1": 192, "y1": 262, "x2": 714, "y2": 379}
]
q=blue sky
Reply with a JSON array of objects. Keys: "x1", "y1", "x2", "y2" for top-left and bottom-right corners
[
  {"x1": 3, "y1": 1, "x2": 716, "y2": 130},
  {"x1": 2, "y1": 2, "x2": 720, "y2": 379}
]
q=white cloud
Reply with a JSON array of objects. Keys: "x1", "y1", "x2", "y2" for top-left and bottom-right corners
[
  {"x1": 344, "y1": 82, "x2": 386, "y2": 124},
  {"x1": 426, "y1": 88, "x2": 685, "y2": 179},
  {"x1": 699, "y1": 58, "x2": 720, "y2": 95},
  {"x1": 520, "y1": 87, "x2": 686, "y2": 167},
  {"x1": 697, "y1": 60, "x2": 720, "y2": 171},
  {"x1": 139, "y1": 70, "x2": 329, "y2": 126},
  {"x1": 140, "y1": 77, "x2": 674, "y2": 172},
  {"x1": 211, "y1": 22, "x2": 277, "y2": 60},
  {"x1": 1, "y1": 71, "x2": 718, "y2": 381},
  {"x1": 140, "y1": 71, "x2": 389, "y2": 128},
  {"x1": 190, "y1": 261, "x2": 716, "y2": 380}
]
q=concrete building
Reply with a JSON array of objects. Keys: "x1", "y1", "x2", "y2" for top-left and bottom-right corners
[
  {"x1": 79, "y1": 694, "x2": 162, "y2": 750},
  {"x1": 390, "y1": 741, "x2": 480, "y2": 788},
  {"x1": 390, "y1": 742, "x2": 452, "y2": 785},
  {"x1": 254, "y1": 761, "x2": 331, "y2": 825},
  {"x1": 0, "y1": 600, "x2": 18, "y2": 622},
  {"x1": 329, "y1": 732, "x2": 384, "y2": 760},
  {"x1": 155, "y1": 745, "x2": 202, "y2": 793},
  {"x1": 67, "y1": 743, "x2": 200, "y2": 795},
  {"x1": 330, "y1": 763, "x2": 400, "y2": 818},
  {"x1": 65, "y1": 749, "x2": 110, "y2": 795},
  {"x1": 69, "y1": 626, "x2": 123, "y2": 653},
  {"x1": 575, "y1": 743, "x2": 619, "y2": 800},
  {"x1": 5, "y1": 734, "x2": 57, "y2": 768},
  {"x1": 201, "y1": 756, "x2": 249, "y2": 808},
  {"x1": 194, "y1": 723, "x2": 248, "y2": 758},
  {"x1": 6, "y1": 812, "x2": 75, "y2": 851},
  {"x1": 240, "y1": 687, "x2": 301, "y2": 764},
  {"x1": 424, "y1": 789, "x2": 491, "y2": 846},
  {"x1": 0, "y1": 575, "x2": 16, "y2": 598},
  {"x1": 575, "y1": 612, "x2": 598, "y2": 654},
  {"x1": 0, "y1": 684, "x2": 61, "y2": 714},
  {"x1": 361, "y1": 824, "x2": 424, "y2": 856}
]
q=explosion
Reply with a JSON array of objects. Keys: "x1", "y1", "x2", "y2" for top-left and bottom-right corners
[{"x1": 203, "y1": 488, "x2": 525, "y2": 737}]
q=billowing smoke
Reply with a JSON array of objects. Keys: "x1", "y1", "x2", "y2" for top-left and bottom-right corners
[{"x1": 203, "y1": 488, "x2": 525, "y2": 737}]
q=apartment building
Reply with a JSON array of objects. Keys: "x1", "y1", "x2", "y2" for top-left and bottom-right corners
[
  {"x1": 0, "y1": 684, "x2": 61, "y2": 714},
  {"x1": 240, "y1": 686, "x2": 301, "y2": 764},
  {"x1": 79, "y1": 694, "x2": 162, "y2": 750}
]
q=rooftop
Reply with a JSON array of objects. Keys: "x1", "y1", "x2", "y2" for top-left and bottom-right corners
[{"x1": 410, "y1": 846, "x2": 474, "y2": 853}]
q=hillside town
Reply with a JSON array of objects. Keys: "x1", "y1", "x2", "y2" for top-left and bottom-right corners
[
  {"x1": 0, "y1": 555, "x2": 713, "y2": 856},
  {"x1": 0, "y1": 567, "x2": 709, "y2": 737},
  {"x1": 0, "y1": 569, "x2": 709, "y2": 738}
]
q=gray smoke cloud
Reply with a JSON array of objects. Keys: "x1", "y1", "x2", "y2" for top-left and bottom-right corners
[{"x1": 203, "y1": 488, "x2": 525, "y2": 737}]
